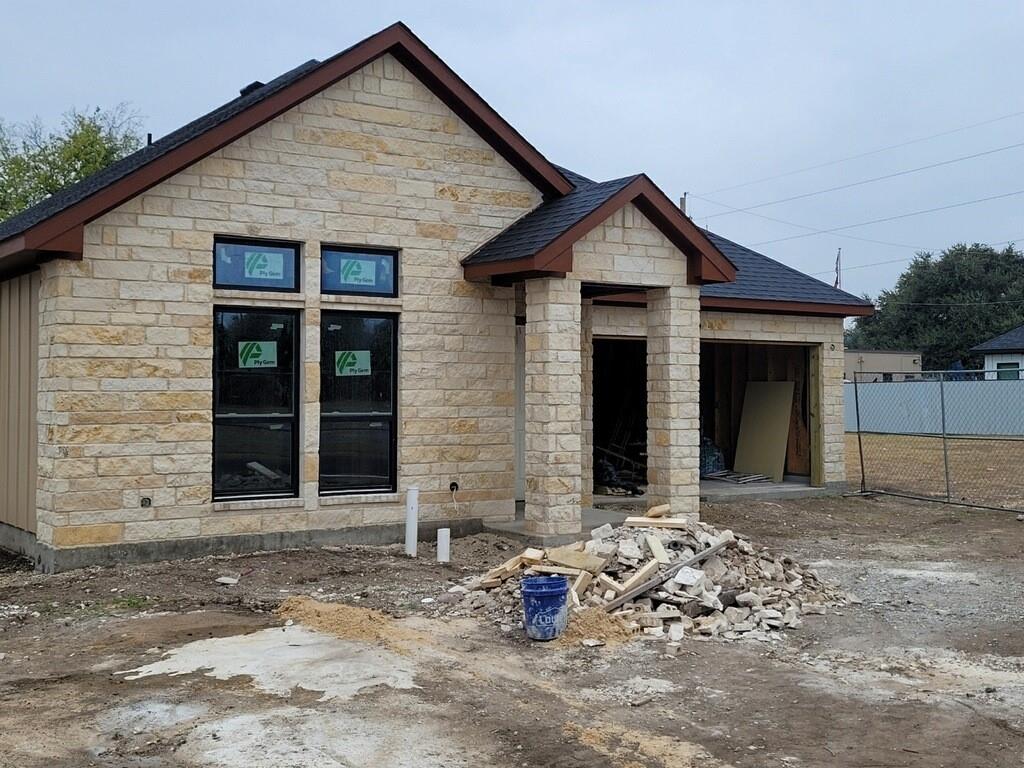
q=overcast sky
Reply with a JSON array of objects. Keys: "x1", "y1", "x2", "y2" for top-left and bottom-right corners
[{"x1": 4, "y1": 2, "x2": 1022, "y2": 298}]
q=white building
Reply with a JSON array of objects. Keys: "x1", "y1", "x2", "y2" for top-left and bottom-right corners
[{"x1": 971, "y1": 323, "x2": 1024, "y2": 380}]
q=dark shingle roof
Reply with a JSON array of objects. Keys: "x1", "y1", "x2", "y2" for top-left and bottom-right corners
[
  {"x1": 970, "y1": 323, "x2": 1024, "y2": 353},
  {"x1": 462, "y1": 174, "x2": 639, "y2": 265},
  {"x1": 0, "y1": 59, "x2": 322, "y2": 242},
  {"x1": 700, "y1": 231, "x2": 872, "y2": 307}
]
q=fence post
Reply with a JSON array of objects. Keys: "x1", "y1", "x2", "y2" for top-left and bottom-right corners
[
  {"x1": 853, "y1": 372, "x2": 867, "y2": 493},
  {"x1": 938, "y1": 371, "x2": 952, "y2": 502}
]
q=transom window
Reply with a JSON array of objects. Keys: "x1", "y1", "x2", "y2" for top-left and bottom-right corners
[
  {"x1": 319, "y1": 311, "x2": 398, "y2": 494},
  {"x1": 214, "y1": 236, "x2": 300, "y2": 292},
  {"x1": 321, "y1": 246, "x2": 398, "y2": 297},
  {"x1": 213, "y1": 308, "x2": 299, "y2": 499}
]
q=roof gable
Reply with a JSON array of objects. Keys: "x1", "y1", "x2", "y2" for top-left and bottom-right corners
[
  {"x1": 0, "y1": 22, "x2": 571, "y2": 273},
  {"x1": 463, "y1": 173, "x2": 736, "y2": 285},
  {"x1": 971, "y1": 323, "x2": 1024, "y2": 353}
]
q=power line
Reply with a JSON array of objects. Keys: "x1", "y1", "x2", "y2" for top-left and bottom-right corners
[
  {"x1": 692, "y1": 193, "x2": 940, "y2": 251},
  {"x1": 700, "y1": 108, "x2": 1024, "y2": 196},
  {"x1": 750, "y1": 189, "x2": 1024, "y2": 247},
  {"x1": 811, "y1": 240, "x2": 1019, "y2": 280},
  {"x1": 702, "y1": 140, "x2": 1024, "y2": 220},
  {"x1": 884, "y1": 297, "x2": 1024, "y2": 307}
]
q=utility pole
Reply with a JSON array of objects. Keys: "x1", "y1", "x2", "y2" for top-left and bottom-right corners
[
  {"x1": 833, "y1": 247, "x2": 842, "y2": 289},
  {"x1": 679, "y1": 192, "x2": 688, "y2": 215}
]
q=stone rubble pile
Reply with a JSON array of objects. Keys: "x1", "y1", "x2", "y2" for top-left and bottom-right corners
[{"x1": 443, "y1": 514, "x2": 850, "y2": 644}]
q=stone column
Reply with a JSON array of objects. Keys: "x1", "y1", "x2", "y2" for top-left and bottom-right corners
[
  {"x1": 646, "y1": 285, "x2": 701, "y2": 517},
  {"x1": 581, "y1": 299, "x2": 594, "y2": 508},
  {"x1": 524, "y1": 277, "x2": 582, "y2": 536}
]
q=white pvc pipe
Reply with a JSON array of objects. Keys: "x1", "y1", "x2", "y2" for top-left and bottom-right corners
[
  {"x1": 404, "y1": 486, "x2": 419, "y2": 557},
  {"x1": 436, "y1": 528, "x2": 450, "y2": 563}
]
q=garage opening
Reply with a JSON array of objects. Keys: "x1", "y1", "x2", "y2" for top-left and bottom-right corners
[
  {"x1": 592, "y1": 338, "x2": 647, "y2": 496},
  {"x1": 699, "y1": 342, "x2": 818, "y2": 491}
]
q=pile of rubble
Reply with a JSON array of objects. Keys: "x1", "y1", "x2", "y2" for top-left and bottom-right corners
[{"x1": 443, "y1": 511, "x2": 850, "y2": 644}]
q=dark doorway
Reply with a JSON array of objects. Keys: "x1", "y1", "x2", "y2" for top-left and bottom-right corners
[{"x1": 592, "y1": 338, "x2": 646, "y2": 495}]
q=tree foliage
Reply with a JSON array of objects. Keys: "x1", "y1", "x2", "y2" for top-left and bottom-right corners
[
  {"x1": 845, "y1": 243, "x2": 1024, "y2": 370},
  {"x1": 0, "y1": 105, "x2": 142, "y2": 221}
]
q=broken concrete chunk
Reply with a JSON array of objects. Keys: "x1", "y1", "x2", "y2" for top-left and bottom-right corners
[
  {"x1": 589, "y1": 523, "x2": 615, "y2": 540},
  {"x1": 723, "y1": 606, "x2": 751, "y2": 623},
  {"x1": 617, "y1": 540, "x2": 643, "y2": 561},
  {"x1": 215, "y1": 576, "x2": 239, "y2": 586},
  {"x1": 736, "y1": 591, "x2": 763, "y2": 608},
  {"x1": 667, "y1": 622, "x2": 686, "y2": 642},
  {"x1": 580, "y1": 638, "x2": 605, "y2": 648},
  {"x1": 672, "y1": 566, "x2": 705, "y2": 587}
]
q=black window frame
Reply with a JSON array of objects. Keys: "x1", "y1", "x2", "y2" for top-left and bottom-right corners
[
  {"x1": 996, "y1": 361, "x2": 1021, "y2": 381},
  {"x1": 213, "y1": 235, "x2": 302, "y2": 293},
  {"x1": 320, "y1": 244, "x2": 400, "y2": 298},
  {"x1": 212, "y1": 305, "x2": 301, "y2": 500},
  {"x1": 319, "y1": 310, "x2": 399, "y2": 496}
]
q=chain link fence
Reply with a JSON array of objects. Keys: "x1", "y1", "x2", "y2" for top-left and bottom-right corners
[{"x1": 846, "y1": 370, "x2": 1024, "y2": 511}]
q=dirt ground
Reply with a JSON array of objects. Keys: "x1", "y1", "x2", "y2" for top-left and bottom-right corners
[
  {"x1": 845, "y1": 431, "x2": 1024, "y2": 509},
  {"x1": 2, "y1": 495, "x2": 1024, "y2": 767}
]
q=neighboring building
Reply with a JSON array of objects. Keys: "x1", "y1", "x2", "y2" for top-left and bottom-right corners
[
  {"x1": 0, "y1": 23, "x2": 872, "y2": 570},
  {"x1": 970, "y1": 324, "x2": 1024, "y2": 380},
  {"x1": 844, "y1": 349, "x2": 922, "y2": 382}
]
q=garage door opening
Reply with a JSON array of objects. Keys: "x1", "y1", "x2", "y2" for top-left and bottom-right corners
[
  {"x1": 593, "y1": 338, "x2": 647, "y2": 497},
  {"x1": 700, "y1": 342, "x2": 821, "y2": 494}
]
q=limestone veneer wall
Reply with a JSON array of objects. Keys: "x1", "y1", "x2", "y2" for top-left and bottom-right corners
[{"x1": 34, "y1": 53, "x2": 541, "y2": 550}]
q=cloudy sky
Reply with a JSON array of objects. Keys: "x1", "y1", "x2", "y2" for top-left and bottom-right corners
[{"x1": 4, "y1": 2, "x2": 1022, "y2": 298}]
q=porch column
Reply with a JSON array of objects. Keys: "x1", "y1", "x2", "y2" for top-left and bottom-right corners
[
  {"x1": 524, "y1": 277, "x2": 582, "y2": 536},
  {"x1": 581, "y1": 299, "x2": 594, "y2": 508},
  {"x1": 646, "y1": 285, "x2": 701, "y2": 517}
]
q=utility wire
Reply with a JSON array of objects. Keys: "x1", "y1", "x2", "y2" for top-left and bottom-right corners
[
  {"x1": 702, "y1": 140, "x2": 1024, "y2": 220},
  {"x1": 750, "y1": 189, "x2": 1024, "y2": 247},
  {"x1": 693, "y1": 193, "x2": 939, "y2": 251},
  {"x1": 700, "y1": 108, "x2": 1024, "y2": 195},
  {"x1": 809, "y1": 236, "x2": 1024, "y2": 276},
  {"x1": 882, "y1": 297, "x2": 1024, "y2": 307}
]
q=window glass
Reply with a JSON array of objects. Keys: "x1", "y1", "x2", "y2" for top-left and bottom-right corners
[
  {"x1": 213, "y1": 308, "x2": 298, "y2": 498},
  {"x1": 214, "y1": 238, "x2": 299, "y2": 291},
  {"x1": 996, "y1": 362, "x2": 1020, "y2": 381},
  {"x1": 320, "y1": 312, "x2": 397, "y2": 494},
  {"x1": 321, "y1": 247, "x2": 397, "y2": 296},
  {"x1": 320, "y1": 315, "x2": 394, "y2": 416}
]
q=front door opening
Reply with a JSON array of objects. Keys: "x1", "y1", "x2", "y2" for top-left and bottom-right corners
[{"x1": 593, "y1": 338, "x2": 647, "y2": 497}]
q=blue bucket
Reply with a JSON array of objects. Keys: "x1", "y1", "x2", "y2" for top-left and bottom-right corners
[{"x1": 521, "y1": 575, "x2": 570, "y2": 641}]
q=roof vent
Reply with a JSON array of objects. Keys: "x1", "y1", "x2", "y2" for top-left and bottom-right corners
[{"x1": 239, "y1": 80, "x2": 265, "y2": 97}]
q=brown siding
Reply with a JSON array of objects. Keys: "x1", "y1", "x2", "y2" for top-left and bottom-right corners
[{"x1": 0, "y1": 270, "x2": 39, "y2": 533}]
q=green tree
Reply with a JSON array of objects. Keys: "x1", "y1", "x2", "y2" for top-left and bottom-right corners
[
  {"x1": 845, "y1": 243, "x2": 1024, "y2": 370},
  {"x1": 0, "y1": 105, "x2": 142, "y2": 220}
]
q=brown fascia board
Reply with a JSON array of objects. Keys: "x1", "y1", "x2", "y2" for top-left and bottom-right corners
[
  {"x1": 463, "y1": 175, "x2": 738, "y2": 284},
  {"x1": 700, "y1": 296, "x2": 875, "y2": 317},
  {"x1": 0, "y1": 22, "x2": 572, "y2": 265}
]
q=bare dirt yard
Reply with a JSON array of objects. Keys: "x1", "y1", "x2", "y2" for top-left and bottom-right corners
[{"x1": 2, "y1": 494, "x2": 1023, "y2": 767}]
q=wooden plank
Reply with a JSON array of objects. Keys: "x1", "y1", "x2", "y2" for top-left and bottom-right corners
[
  {"x1": 530, "y1": 564, "x2": 582, "y2": 576},
  {"x1": 645, "y1": 534, "x2": 671, "y2": 564},
  {"x1": 624, "y1": 516, "x2": 696, "y2": 529},
  {"x1": 572, "y1": 571, "x2": 593, "y2": 597},
  {"x1": 621, "y1": 559, "x2": 660, "y2": 592},
  {"x1": 602, "y1": 540, "x2": 730, "y2": 612},
  {"x1": 546, "y1": 545, "x2": 605, "y2": 573}
]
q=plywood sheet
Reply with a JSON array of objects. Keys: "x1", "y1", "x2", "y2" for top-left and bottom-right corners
[{"x1": 733, "y1": 381, "x2": 795, "y2": 482}]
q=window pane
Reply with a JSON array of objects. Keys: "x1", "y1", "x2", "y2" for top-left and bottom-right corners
[
  {"x1": 214, "y1": 421, "x2": 295, "y2": 496},
  {"x1": 996, "y1": 363, "x2": 1020, "y2": 381},
  {"x1": 321, "y1": 248, "x2": 396, "y2": 295},
  {"x1": 215, "y1": 310, "x2": 295, "y2": 415},
  {"x1": 320, "y1": 314, "x2": 394, "y2": 416},
  {"x1": 320, "y1": 420, "x2": 392, "y2": 493},
  {"x1": 215, "y1": 239, "x2": 298, "y2": 291}
]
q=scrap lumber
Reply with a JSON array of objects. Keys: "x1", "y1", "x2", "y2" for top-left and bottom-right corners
[
  {"x1": 624, "y1": 516, "x2": 698, "y2": 529},
  {"x1": 602, "y1": 540, "x2": 730, "y2": 612},
  {"x1": 571, "y1": 571, "x2": 593, "y2": 597},
  {"x1": 644, "y1": 534, "x2": 671, "y2": 565},
  {"x1": 531, "y1": 564, "x2": 583, "y2": 576},
  {"x1": 521, "y1": 547, "x2": 545, "y2": 563},
  {"x1": 645, "y1": 503, "x2": 671, "y2": 518},
  {"x1": 545, "y1": 545, "x2": 606, "y2": 573},
  {"x1": 621, "y1": 559, "x2": 660, "y2": 592}
]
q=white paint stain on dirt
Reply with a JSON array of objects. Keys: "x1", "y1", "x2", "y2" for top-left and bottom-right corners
[{"x1": 120, "y1": 625, "x2": 417, "y2": 701}]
